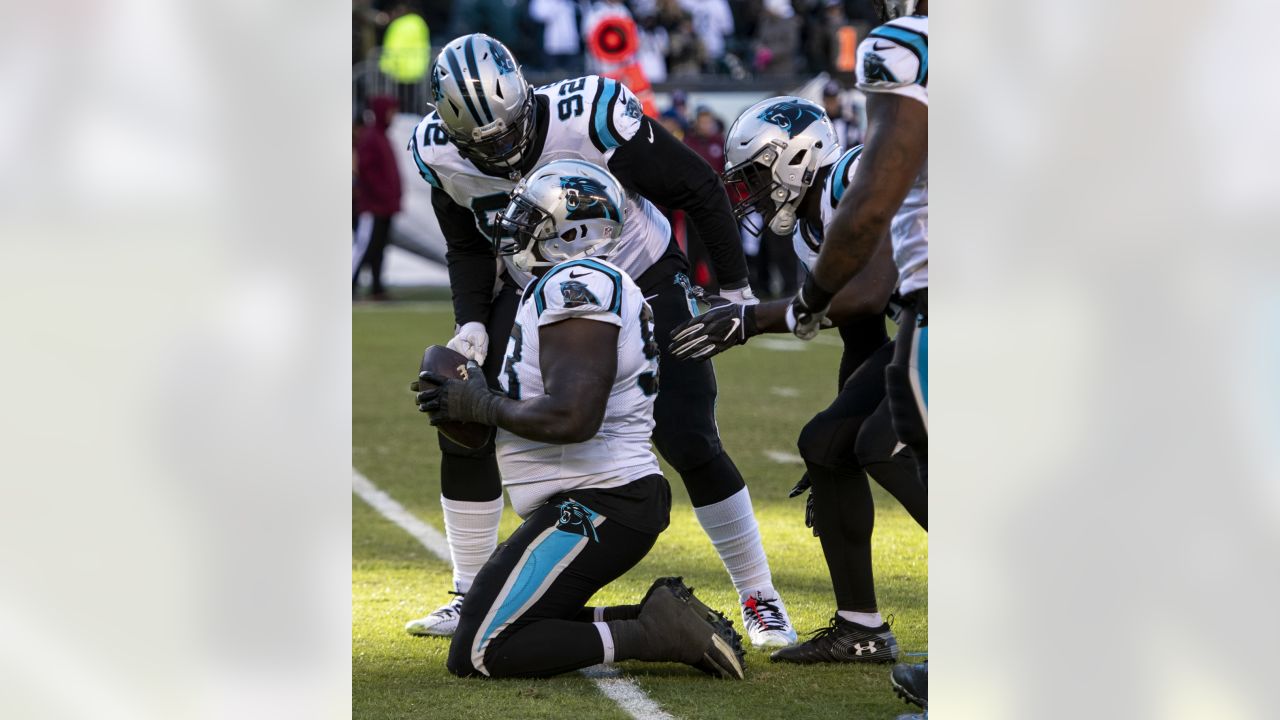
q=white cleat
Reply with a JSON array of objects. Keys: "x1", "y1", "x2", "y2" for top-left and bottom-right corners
[
  {"x1": 741, "y1": 589, "x2": 798, "y2": 648},
  {"x1": 405, "y1": 594, "x2": 464, "y2": 637}
]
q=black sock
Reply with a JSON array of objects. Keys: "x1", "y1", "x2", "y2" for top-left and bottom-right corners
[
  {"x1": 680, "y1": 452, "x2": 747, "y2": 508},
  {"x1": 806, "y1": 461, "x2": 878, "y2": 612}
]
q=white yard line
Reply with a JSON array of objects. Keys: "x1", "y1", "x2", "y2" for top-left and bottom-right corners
[
  {"x1": 763, "y1": 449, "x2": 805, "y2": 465},
  {"x1": 352, "y1": 467, "x2": 675, "y2": 720},
  {"x1": 351, "y1": 469, "x2": 450, "y2": 560}
]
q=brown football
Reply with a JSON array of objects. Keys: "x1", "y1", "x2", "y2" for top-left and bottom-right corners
[{"x1": 418, "y1": 345, "x2": 494, "y2": 450}]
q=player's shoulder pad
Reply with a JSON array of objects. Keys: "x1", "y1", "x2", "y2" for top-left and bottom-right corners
[
  {"x1": 531, "y1": 258, "x2": 625, "y2": 320},
  {"x1": 828, "y1": 145, "x2": 864, "y2": 208},
  {"x1": 407, "y1": 112, "x2": 452, "y2": 189},
  {"x1": 857, "y1": 16, "x2": 928, "y2": 91},
  {"x1": 579, "y1": 75, "x2": 644, "y2": 153}
]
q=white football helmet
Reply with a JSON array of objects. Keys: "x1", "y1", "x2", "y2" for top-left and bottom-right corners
[
  {"x1": 722, "y1": 96, "x2": 841, "y2": 236},
  {"x1": 873, "y1": 0, "x2": 919, "y2": 22},
  {"x1": 494, "y1": 160, "x2": 626, "y2": 273},
  {"x1": 430, "y1": 34, "x2": 535, "y2": 175}
]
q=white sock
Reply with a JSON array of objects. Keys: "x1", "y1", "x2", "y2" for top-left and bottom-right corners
[
  {"x1": 692, "y1": 486, "x2": 773, "y2": 594},
  {"x1": 593, "y1": 622, "x2": 615, "y2": 664},
  {"x1": 440, "y1": 495, "x2": 504, "y2": 594},
  {"x1": 837, "y1": 610, "x2": 884, "y2": 628}
]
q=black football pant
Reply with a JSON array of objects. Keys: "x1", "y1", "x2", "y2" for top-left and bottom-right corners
[
  {"x1": 438, "y1": 252, "x2": 746, "y2": 510},
  {"x1": 885, "y1": 290, "x2": 928, "y2": 487},
  {"x1": 797, "y1": 318, "x2": 928, "y2": 613},
  {"x1": 447, "y1": 478, "x2": 666, "y2": 678}
]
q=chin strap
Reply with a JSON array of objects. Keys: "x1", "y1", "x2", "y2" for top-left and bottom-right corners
[{"x1": 768, "y1": 204, "x2": 798, "y2": 235}]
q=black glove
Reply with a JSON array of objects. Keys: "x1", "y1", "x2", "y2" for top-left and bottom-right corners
[
  {"x1": 668, "y1": 297, "x2": 758, "y2": 361},
  {"x1": 789, "y1": 473, "x2": 818, "y2": 537},
  {"x1": 788, "y1": 275, "x2": 836, "y2": 340},
  {"x1": 412, "y1": 361, "x2": 504, "y2": 426}
]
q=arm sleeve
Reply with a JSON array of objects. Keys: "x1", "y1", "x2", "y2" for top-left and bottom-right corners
[
  {"x1": 530, "y1": 262, "x2": 624, "y2": 329},
  {"x1": 607, "y1": 115, "x2": 750, "y2": 287},
  {"x1": 432, "y1": 187, "x2": 497, "y2": 326}
]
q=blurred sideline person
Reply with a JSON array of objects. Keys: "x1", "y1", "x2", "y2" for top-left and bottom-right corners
[
  {"x1": 353, "y1": 96, "x2": 403, "y2": 301},
  {"x1": 405, "y1": 34, "x2": 797, "y2": 648},
  {"x1": 668, "y1": 96, "x2": 926, "y2": 664},
  {"x1": 416, "y1": 160, "x2": 745, "y2": 681},
  {"x1": 787, "y1": 1, "x2": 928, "y2": 715}
]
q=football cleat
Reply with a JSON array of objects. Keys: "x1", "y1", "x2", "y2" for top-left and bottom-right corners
[
  {"x1": 404, "y1": 593, "x2": 464, "y2": 637},
  {"x1": 896, "y1": 714, "x2": 927, "y2": 720},
  {"x1": 891, "y1": 661, "x2": 928, "y2": 708},
  {"x1": 769, "y1": 615, "x2": 899, "y2": 663},
  {"x1": 635, "y1": 577, "x2": 746, "y2": 679},
  {"x1": 741, "y1": 590, "x2": 798, "y2": 647}
]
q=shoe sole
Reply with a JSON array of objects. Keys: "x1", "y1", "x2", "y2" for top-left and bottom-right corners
[
  {"x1": 890, "y1": 673, "x2": 926, "y2": 708},
  {"x1": 748, "y1": 630, "x2": 799, "y2": 648},
  {"x1": 405, "y1": 619, "x2": 458, "y2": 637},
  {"x1": 661, "y1": 580, "x2": 746, "y2": 680},
  {"x1": 700, "y1": 632, "x2": 746, "y2": 680}
]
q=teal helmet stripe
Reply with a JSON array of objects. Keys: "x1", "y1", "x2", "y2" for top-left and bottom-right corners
[
  {"x1": 444, "y1": 47, "x2": 484, "y2": 126},
  {"x1": 463, "y1": 37, "x2": 495, "y2": 123}
]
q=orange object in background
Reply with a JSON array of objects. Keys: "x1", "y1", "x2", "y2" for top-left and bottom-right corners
[
  {"x1": 835, "y1": 26, "x2": 859, "y2": 73},
  {"x1": 586, "y1": 12, "x2": 658, "y2": 117}
]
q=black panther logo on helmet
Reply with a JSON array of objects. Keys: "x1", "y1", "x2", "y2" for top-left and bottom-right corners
[
  {"x1": 756, "y1": 100, "x2": 823, "y2": 139},
  {"x1": 488, "y1": 39, "x2": 516, "y2": 75},
  {"x1": 555, "y1": 499, "x2": 599, "y2": 542},
  {"x1": 560, "y1": 176, "x2": 622, "y2": 223}
]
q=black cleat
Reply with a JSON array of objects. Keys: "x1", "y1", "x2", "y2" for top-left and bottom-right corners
[
  {"x1": 769, "y1": 615, "x2": 899, "y2": 664},
  {"x1": 891, "y1": 661, "x2": 928, "y2": 708},
  {"x1": 634, "y1": 577, "x2": 746, "y2": 679}
]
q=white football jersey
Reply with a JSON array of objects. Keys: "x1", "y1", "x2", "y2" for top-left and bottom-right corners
[
  {"x1": 856, "y1": 15, "x2": 929, "y2": 293},
  {"x1": 495, "y1": 257, "x2": 662, "y2": 518},
  {"x1": 792, "y1": 145, "x2": 863, "y2": 272},
  {"x1": 408, "y1": 75, "x2": 672, "y2": 286}
]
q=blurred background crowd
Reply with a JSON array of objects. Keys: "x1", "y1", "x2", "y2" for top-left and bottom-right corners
[{"x1": 353, "y1": 0, "x2": 873, "y2": 300}]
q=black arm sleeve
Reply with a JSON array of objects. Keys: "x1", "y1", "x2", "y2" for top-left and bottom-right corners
[
  {"x1": 432, "y1": 187, "x2": 497, "y2": 326},
  {"x1": 607, "y1": 116, "x2": 750, "y2": 288}
]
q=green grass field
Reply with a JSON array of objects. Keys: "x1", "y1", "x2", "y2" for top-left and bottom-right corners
[{"x1": 353, "y1": 298, "x2": 927, "y2": 719}]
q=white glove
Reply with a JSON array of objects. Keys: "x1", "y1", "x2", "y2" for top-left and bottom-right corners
[
  {"x1": 719, "y1": 284, "x2": 760, "y2": 306},
  {"x1": 446, "y1": 321, "x2": 489, "y2": 365}
]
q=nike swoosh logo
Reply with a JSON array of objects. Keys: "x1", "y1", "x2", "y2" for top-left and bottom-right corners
[
  {"x1": 647, "y1": 124, "x2": 655, "y2": 143},
  {"x1": 569, "y1": 270, "x2": 590, "y2": 278},
  {"x1": 723, "y1": 318, "x2": 740, "y2": 339},
  {"x1": 873, "y1": 41, "x2": 895, "y2": 51}
]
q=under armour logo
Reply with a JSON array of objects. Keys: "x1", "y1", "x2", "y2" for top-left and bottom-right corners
[{"x1": 853, "y1": 641, "x2": 878, "y2": 656}]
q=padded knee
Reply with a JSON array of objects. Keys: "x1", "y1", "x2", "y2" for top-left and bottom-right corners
[
  {"x1": 438, "y1": 429, "x2": 496, "y2": 459},
  {"x1": 651, "y1": 419, "x2": 721, "y2": 474},
  {"x1": 797, "y1": 411, "x2": 840, "y2": 468},
  {"x1": 446, "y1": 634, "x2": 481, "y2": 678}
]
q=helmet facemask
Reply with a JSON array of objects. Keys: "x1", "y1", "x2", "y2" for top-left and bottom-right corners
[
  {"x1": 723, "y1": 144, "x2": 809, "y2": 237},
  {"x1": 495, "y1": 165, "x2": 624, "y2": 274},
  {"x1": 448, "y1": 88, "x2": 537, "y2": 176},
  {"x1": 872, "y1": 0, "x2": 918, "y2": 23}
]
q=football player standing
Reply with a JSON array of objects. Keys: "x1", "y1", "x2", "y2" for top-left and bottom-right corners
[
  {"x1": 404, "y1": 34, "x2": 796, "y2": 647},
  {"x1": 788, "y1": 1, "x2": 929, "y2": 715},
  {"x1": 416, "y1": 160, "x2": 746, "y2": 680},
  {"x1": 667, "y1": 97, "x2": 927, "y2": 664}
]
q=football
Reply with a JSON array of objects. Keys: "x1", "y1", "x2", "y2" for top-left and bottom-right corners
[{"x1": 418, "y1": 345, "x2": 493, "y2": 450}]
